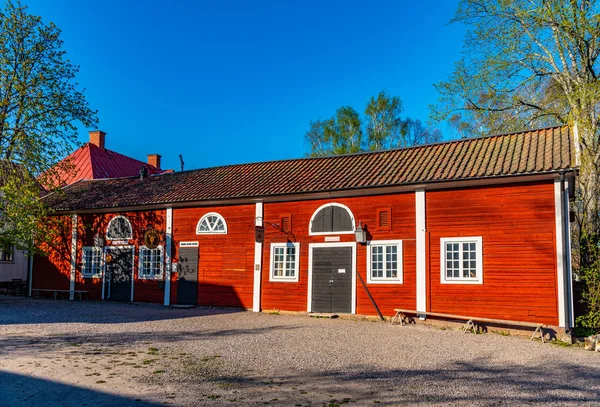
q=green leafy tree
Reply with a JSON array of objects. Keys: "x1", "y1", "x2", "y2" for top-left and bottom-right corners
[
  {"x1": 306, "y1": 91, "x2": 441, "y2": 156},
  {"x1": 0, "y1": 0, "x2": 97, "y2": 252},
  {"x1": 432, "y1": 0, "x2": 600, "y2": 330}
]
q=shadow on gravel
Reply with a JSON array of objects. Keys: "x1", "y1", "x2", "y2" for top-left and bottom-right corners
[
  {"x1": 210, "y1": 359, "x2": 600, "y2": 406},
  {"x1": 0, "y1": 297, "x2": 243, "y2": 325},
  {"x1": 0, "y1": 325, "x2": 300, "y2": 355},
  {"x1": 0, "y1": 370, "x2": 163, "y2": 407}
]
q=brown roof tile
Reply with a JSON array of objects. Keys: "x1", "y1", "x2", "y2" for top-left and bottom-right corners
[{"x1": 44, "y1": 126, "x2": 576, "y2": 212}]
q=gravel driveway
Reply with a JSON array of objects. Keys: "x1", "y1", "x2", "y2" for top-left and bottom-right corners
[{"x1": 0, "y1": 297, "x2": 598, "y2": 407}]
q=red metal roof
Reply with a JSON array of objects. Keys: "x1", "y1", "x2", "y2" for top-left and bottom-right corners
[
  {"x1": 45, "y1": 126, "x2": 576, "y2": 212},
  {"x1": 55, "y1": 143, "x2": 165, "y2": 186}
]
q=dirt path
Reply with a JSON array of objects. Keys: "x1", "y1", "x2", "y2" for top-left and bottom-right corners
[{"x1": 1, "y1": 298, "x2": 599, "y2": 406}]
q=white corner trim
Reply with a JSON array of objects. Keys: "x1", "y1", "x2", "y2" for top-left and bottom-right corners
[
  {"x1": 307, "y1": 242, "x2": 357, "y2": 314},
  {"x1": 554, "y1": 178, "x2": 567, "y2": 328},
  {"x1": 366, "y1": 240, "x2": 403, "y2": 284},
  {"x1": 269, "y1": 242, "x2": 301, "y2": 282},
  {"x1": 253, "y1": 202, "x2": 263, "y2": 312},
  {"x1": 69, "y1": 214, "x2": 78, "y2": 301},
  {"x1": 415, "y1": 190, "x2": 426, "y2": 313},
  {"x1": 196, "y1": 212, "x2": 228, "y2": 234},
  {"x1": 164, "y1": 207, "x2": 173, "y2": 306},
  {"x1": 308, "y1": 202, "x2": 356, "y2": 236},
  {"x1": 439, "y1": 237, "x2": 483, "y2": 285}
]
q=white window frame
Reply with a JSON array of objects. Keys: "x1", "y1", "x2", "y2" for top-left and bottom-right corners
[
  {"x1": 440, "y1": 237, "x2": 483, "y2": 284},
  {"x1": 138, "y1": 245, "x2": 164, "y2": 280},
  {"x1": 367, "y1": 240, "x2": 403, "y2": 284},
  {"x1": 106, "y1": 215, "x2": 133, "y2": 240},
  {"x1": 196, "y1": 212, "x2": 228, "y2": 234},
  {"x1": 269, "y1": 242, "x2": 300, "y2": 282},
  {"x1": 82, "y1": 246, "x2": 103, "y2": 278},
  {"x1": 309, "y1": 202, "x2": 356, "y2": 236}
]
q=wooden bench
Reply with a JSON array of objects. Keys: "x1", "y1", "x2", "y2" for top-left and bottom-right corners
[
  {"x1": 391, "y1": 309, "x2": 546, "y2": 343},
  {"x1": 31, "y1": 289, "x2": 89, "y2": 301}
]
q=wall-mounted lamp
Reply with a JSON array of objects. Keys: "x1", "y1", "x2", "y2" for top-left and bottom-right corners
[
  {"x1": 94, "y1": 236, "x2": 105, "y2": 247},
  {"x1": 355, "y1": 221, "x2": 367, "y2": 244}
]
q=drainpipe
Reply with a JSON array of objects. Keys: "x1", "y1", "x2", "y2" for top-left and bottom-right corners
[{"x1": 559, "y1": 171, "x2": 574, "y2": 333}]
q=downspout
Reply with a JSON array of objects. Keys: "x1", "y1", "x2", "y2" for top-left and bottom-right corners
[
  {"x1": 559, "y1": 172, "x2": 573, "y2": 332},
  {"x1": 27, "y1": 252, "x2": 33, "y2": 297}
]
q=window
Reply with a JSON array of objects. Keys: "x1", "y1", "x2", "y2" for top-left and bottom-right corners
[
  {"x1": 440, "y1": 237, "x2": 483, "y2": 284},
  {"x1": 367, "y1": 240, "x2": 402, "y2": 283},
  {"x1": 310, "y1": 203, "x2": 355, "y2": 235},
  {"x1": 82, "y1": 247, "x2": 102, "y2": 278},
  {"x1": 269, "y1": 242, "x2": 300, "y2": 282},
  {"x1": 0, "y1": 242, "x2": 14, "y2": 262},
  {"x1": 196, "y1": 212, "x2": 227, "y2": 234},
  {"x1": 106, "y1": 216, "x2": 133, "y2": 240},
  {"x1": 138, "y1": 246, "x2": 164, "y2": 279}
]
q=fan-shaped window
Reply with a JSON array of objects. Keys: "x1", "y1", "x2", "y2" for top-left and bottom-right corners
[
  {"x1": 196, "y1": 212, "x2": 227, "y2": 234},
  {"x1": 106, "y1": 215, "x2": 133, "y2": 240},
  {"x1": 310, "y1": 203, "x2": 355, "y2": 235}
]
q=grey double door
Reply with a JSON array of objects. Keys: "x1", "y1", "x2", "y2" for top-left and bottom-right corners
[
  {"x1": 105, "y1": 247, "x2": 133, "y2": 302},
  {"x1": 178, "y1": 246, "x2": 199, "y2": 305},
  {"x1": 311, "y1": 246, "x2": 353, "y2": 313}
]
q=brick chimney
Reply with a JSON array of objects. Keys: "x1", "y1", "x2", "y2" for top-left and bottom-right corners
[
  {"x1": 147, "y1": 154, "x2": 161, "y2": 169},
  {"x1": 89, "y1": 130, "x2": 106, "y2": 150}
]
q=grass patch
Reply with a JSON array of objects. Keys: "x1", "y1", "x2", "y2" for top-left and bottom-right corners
[
  {"x1": 142, "y1": 359, "x2": 156, "y2": 365},
  {"x1": 207, "y1": 394, "x2": 221, "y2": 400},
  {"x1": 268, "y1": 309, "x2": 280, "y2": 315},
  {"x1": 153, "y1": 369, "x2": 165, "y2": 374},
  {"x1": 147, "y1": 347, "x2": 159, "y2": 355}
]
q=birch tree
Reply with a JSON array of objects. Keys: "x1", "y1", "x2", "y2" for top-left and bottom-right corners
[
  {"x1": 432, "y1": 0, "x2": 600, "y2": 330},
  {"x1": 0, "y1": 0, "x2": 97, "y2": 252}
]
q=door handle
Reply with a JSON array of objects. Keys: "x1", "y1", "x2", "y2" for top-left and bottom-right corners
[{"x1": 329, "y1": 280, "x2": 333, "y2": 284}]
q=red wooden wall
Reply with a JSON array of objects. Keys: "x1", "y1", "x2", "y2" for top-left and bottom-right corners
[
  {"x1": 262, "y1": 193, "x2": 417, "y2": 317},
  {"x1": 171, "y1": 204, "x2": 255, "y2": 309},
  {"x1": 33, "y1": 210, "x2": 166, "y2": 303},
  {"x1": 427, "y1": 181, "x2": 559, "y2": 325}
]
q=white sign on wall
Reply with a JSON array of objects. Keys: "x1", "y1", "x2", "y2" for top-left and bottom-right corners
[{"x1": 324, "y1": 236, "x2": 340, "y2": 242}]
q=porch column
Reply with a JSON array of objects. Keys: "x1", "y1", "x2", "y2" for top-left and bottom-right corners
[
  {"x1": 416, "y1": 189, "x2": 427, "y2": 316},
  {"x1": 253, "y1": 202, "x2": 263, "y2": 312},
  {"x1": 164, "y1": 207, "x2": 173, "y2": 306},
  {"x1": 69, "y1": 214, "x2": 78, "y2": 300}
]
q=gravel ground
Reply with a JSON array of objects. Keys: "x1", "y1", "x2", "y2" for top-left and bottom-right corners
[{"x1": 0, "y1": 297, "x2": 599, "y2": 407}]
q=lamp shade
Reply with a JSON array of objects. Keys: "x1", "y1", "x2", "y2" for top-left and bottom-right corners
[{"x1": 355, "y1": 222, "x2": 367, "y2": 244}]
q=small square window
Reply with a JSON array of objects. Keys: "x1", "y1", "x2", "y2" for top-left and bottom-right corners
[
  {"x1": 440, "y1": 237, "x2": 482, "y2": 284},
  {"x1": 367, "y1": 240, "x2": 402, "y2": 284},
  {"x1": 270, "y1": 242, "x2": 300, "y2": 282}
]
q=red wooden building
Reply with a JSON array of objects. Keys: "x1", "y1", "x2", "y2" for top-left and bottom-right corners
[{"x1": 33, "y1": 125, "x2": 577, "y2": 337}]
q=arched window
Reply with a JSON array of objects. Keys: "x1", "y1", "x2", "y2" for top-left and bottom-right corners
[
  {"x1": 196, "y1": 212, "x2": 227, "y2": 234},
  {"x1": 309, "y1": 203, "x2": 355, "y2": 235},
  {"x1": 106, "y1": 215, "x2": 133, "y2": 240}
]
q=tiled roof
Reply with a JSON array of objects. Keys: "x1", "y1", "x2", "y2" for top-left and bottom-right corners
[
  {"x1": 54, "y1": 143, "x2": 165, "y2": 186},
  {"x1": 45, "y1": 126, "x2": 575, "y2": 212}
]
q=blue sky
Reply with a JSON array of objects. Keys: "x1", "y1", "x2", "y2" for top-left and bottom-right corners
[{"x1": 21, "y1": 0, "x2": 465, "y2": 171}]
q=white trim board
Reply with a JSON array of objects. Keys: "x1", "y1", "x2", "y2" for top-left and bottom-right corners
[
  {"x1": 415, "y1": 190, "x2": 426, "y2": 314},
  {"x1": 69, "y1": 214, "x2": 78, "y2": 301},
  {"x1": 253, "y1": 202, "x2": 263, "y2": 312},
  {"x1": 164, "y1": 207, "x2": 173, "y2": 306},
  {"x1": 307, "y1": 242, "x2": 357, "y2": 314},
  {"x1": 554, "y1": 178, "x2": 568, "y2": 328}
]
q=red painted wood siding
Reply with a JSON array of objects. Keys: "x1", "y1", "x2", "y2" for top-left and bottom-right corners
[
  {"x1": 427, "y1": 181, "x2": 559, "y2": 325},
  {"x1": 171, "y1": 205, "x2": 255, "y2": 308},
  {"x1": 32, "y1": 216, "x2": 73, "y2": 291},
  {"x1": 262, "y1": 193, "x2": 416, "y2": 316},
  {"x1": 33, "y1": 211, "x2": 166, "y2": 303},
  {"x1": 74, "y1": 210, "x2": 166, "y2": 303}
]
